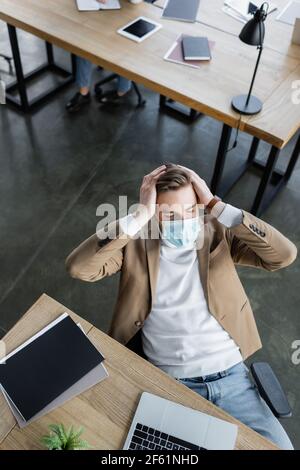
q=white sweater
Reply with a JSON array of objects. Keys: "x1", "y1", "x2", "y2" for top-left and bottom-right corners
[{"x1": 119, "y1": 203, "x2": 243, "y2": 378}]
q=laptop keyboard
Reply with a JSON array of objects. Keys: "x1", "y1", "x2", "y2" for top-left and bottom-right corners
[{"x1": 128, "y1": 423, "x2": 207, "y2": 450}]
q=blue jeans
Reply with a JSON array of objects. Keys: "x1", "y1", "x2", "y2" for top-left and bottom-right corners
[
  {"x1": 178, "y1": 362, "x2": 293, "y2": 450},
  {"x1": 76, "y1": 56, "x2": 131, "y2": 94}
]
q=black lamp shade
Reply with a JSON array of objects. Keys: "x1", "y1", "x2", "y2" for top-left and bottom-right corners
[{"x1": 239, "y1": 14, "x2": 265, "y2": 46}]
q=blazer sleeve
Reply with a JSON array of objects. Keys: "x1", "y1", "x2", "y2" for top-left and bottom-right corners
[
  {"x1": 65, "y1": 220, "x2": 132, "y2": 282},
  {"x1": 225, "y1": 210, "x2": 297, "y2": 271}
]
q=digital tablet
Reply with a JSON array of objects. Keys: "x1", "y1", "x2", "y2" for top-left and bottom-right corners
[{"x1": 117, "y1": 16, "x2": 162, "y2": 43}]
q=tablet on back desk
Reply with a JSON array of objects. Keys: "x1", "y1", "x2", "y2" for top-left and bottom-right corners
[
  {"x1": 117, "y1": 16, "x2": 162, "y2": 43},
  {"x1": 125, "y1": 19, "x2": 156, "y2": 37}
]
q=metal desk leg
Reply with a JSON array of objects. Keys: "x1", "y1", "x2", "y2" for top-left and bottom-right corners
[
  {"x1": 251, "y1": 146, "x2": 280, "y2": 215},
  {"x1": 210, "y1": 124, "x2": 232, "y2": 195},
  {"x1": 6, "y1": 24, "x2": 75, "y2": 112},
  {"x1": 251, "y1": 133, "x2": 300, "y2": 216},
  {"x1": 210, "y1": 124, "x2": 300, "y2": 215},
  {"x1": 211, "y1": 130, "x2": 261, "y2": 197},
  {"x1": 7, "y1": 24, "x2": 29, "y2": 111},
  {"x1": 284, "y1": 132, "x2": 300, "y2": 182}
]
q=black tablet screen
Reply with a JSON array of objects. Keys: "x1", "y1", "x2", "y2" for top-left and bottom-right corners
[{"x1": 123, "y1": 19, "x2": 156, "y2": 38}]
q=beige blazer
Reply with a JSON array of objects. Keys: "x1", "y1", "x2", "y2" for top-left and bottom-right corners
[{"x1": 66, "y1": 210, "x2": 297, "y2": 360}]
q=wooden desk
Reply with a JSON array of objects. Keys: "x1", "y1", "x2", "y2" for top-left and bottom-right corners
[
  {"x1": 0, "y1": 294, "x2": 278, "y2": 450},
  {"x1": 0, "y1": 0, "x2": 298, "y2": 147},
  {"x1": 154, "y1": 0, "x2": 300, "y2": 214},
  {"x1": 160, "y1": 0, "x2": 300, "y2": 149},
  {"x1": 155, "y1": 0, "x2": 300, "y2": 59},
  {"x1": 0, "y1": 0, "x2": 299, "y2": 213}
]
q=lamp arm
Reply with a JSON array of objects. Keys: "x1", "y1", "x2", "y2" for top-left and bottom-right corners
[
  {"x1": 245, "y1": 44, "x2": 263, "y2": 107},
  {"x1": 246, "y1": 11, "x2": 265, "y2": 107}
]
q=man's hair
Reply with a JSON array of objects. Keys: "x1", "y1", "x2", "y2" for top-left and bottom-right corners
[{"x1": 156, "y1": 163, "x2": 191, "y2": 193}]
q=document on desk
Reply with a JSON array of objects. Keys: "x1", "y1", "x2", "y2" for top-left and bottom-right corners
[
  {"x1": 223, "y1": 1, "x2": 277, "y2": 23},
  {"x1": 162, "y1": 0, "x2": 200, "y2": 23},
  {"x1": 0, "y1": 313, "x2": 107, "y2": 426},
  {"x1": 276, "y1": 0, "x2": 300, "y2": 25},
  {"x1": 76, "y1": 0, "x2": 121, "y2": 11}
]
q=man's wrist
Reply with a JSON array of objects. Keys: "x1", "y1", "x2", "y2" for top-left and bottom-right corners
[
  {"x1": 211, "y1": 201, "x2": 226, "y2": 219},
  {"x1": 206, "y1": 195, "x2": 222, "y2": 213}
]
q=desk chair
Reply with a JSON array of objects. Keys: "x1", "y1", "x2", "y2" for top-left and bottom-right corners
[
  {"x1": 126, "y1": 330, "x2": 292, "y2": 419},
  {"x1": 94, "y1": 73, "x2": 146, "y2": 108},
  {"x1": 0, "y1": 53, "x2": 13, "y2": 73},
  {"x1": 159, "y1": 95, "x2": 202, "y2": 123}
]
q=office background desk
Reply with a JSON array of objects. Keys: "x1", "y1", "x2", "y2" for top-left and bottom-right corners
[
  {"x1": 0, "y1": 0, "x2": 299, "y2": 215},
  {"x1": 154, "y1": 0, "x2": 300, "y2": 214},
  {"x1": 0, "y1": 294, "x2": 278, "y2": 450}
]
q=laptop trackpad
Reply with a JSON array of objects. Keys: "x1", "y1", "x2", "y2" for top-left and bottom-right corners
[{"x1": 159, "y1": 401, "x2": 209, "y2": 445}]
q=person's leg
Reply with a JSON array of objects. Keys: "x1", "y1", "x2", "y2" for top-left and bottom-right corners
[
  {"x1": 209, "y1": 363, "x2": 293, "y2": 450},
  {"x1": 177, "y1": 377, "x2": 208, "y2": 399},
  {"x1": 66, "y1": 57, "x2": 93, "y2": 112},
  {"x1": 76, "y1": 57, "x2": 93, "y2": 95},
  {"x1": 117, "y1": 76, "x2": 132, "y2": 96},
  {"x1": 98, "y1": 76, "x2": 132, "y2": 104}
]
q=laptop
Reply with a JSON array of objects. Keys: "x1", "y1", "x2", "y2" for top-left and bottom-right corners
[
  {"x1": 123, "y1": 392, "x2": 238, "y2": 450},
  {"x1": 162, "y1": 0, "x2": 200, "y2": 23}
]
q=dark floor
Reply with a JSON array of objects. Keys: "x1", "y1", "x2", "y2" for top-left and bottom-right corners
[{"x1": 0, "y1": 24, "x2": 300, "y2": 449}]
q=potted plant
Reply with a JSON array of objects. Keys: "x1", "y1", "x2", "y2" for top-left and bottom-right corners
[{"x1": 41, "y1": 423, "x2": 91, "y2": 450}]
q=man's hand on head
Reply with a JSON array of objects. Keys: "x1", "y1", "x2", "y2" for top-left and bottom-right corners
[
  {"x1": 177, "y1": 165, "x2": 214, "y2": 206},
  {"x1": 135, "y1": 165, "x2": 167, "y2": 226}
]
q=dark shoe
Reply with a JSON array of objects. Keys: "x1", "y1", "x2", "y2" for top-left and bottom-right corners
[
  {"x1": 66, "y1": 92, "x2": 91, "y2": 113},
  {"x1": 98, "y1": 89, "x2": 131, "y2": 104}
]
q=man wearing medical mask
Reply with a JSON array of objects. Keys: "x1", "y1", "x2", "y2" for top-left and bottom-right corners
[{"x1": 66, "y1": 164, "x2": 297, "y2": 449}]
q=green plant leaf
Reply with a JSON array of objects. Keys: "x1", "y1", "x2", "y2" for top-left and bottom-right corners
[{"x1": 41, "y1": 423, "x2": 90, "y2": 451}]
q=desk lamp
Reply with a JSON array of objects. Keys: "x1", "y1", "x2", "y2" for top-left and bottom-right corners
[{"x1": 232, "y1": 2, "x2": 269, "y2": 115}]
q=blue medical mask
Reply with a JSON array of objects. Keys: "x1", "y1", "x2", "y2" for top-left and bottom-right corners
[{"x1": 160, "y1": 216, "x2": 201, "y2": 248}]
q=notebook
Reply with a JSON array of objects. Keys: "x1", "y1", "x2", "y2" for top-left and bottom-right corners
[
  {"x1": 162, "y1": 0, "x2": 200, "y2": 23},
  {"x1": 164, "y1": 34, "x2": 214, "y2": 69},
  {"x1": 76, "y1": 0, "x2": 121, "y2": 11},
  {"x1": 276, "y1": 1, "x2": 300, "y2": 25},
  {"x1": 2, "y1": 361, "x2": 108, "y2": 428},
  {"x1": 182, "y1": 36, "x2": 211, "y2": 61},
  {"x1": 1, "y1": 320, "x2": 108, "y2": 427},
  {"x1": 0, "y1": 313, "x2": 104, "y2": 422}
]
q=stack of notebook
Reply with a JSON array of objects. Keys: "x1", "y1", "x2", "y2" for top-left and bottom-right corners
[
  {"x1": 164, "y1": 34, "x2": 214, "y2": 69},
  {"x1": 0, "y1": 313, "x2": 108, "y2": 427}
]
